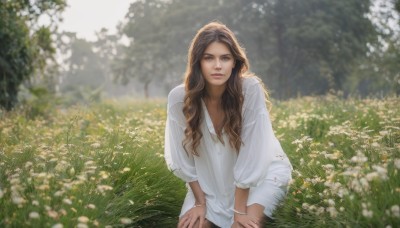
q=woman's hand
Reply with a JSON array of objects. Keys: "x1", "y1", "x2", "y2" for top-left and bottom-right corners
[
  {"x1": 178, "y1": 205, "x2": 206, "y2": 228},
  {"x1": 233, "y1": 214, "x2": 260, "y2": 228}
]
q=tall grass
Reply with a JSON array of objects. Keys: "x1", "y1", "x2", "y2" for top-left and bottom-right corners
[
  {"x1": 0, "y1": 100, "x2": 185, "y2": 227},
  {"x1": 0, "y1": 96, "x2": 399, "y2": 227},
  {"x1": 272, "y1": 95, "x2": 400, "y2": 227}
]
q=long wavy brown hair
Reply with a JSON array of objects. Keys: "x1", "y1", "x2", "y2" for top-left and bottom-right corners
[{"x1": 182, "y1": 21, "x2": 250, "y2": 156}]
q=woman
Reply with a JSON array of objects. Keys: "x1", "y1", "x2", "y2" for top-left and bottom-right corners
[{"x1": 164, "y1": 21, "x2": 292, "y2": 228}]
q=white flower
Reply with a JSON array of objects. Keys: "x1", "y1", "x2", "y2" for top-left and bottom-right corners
[
  {"x1": 32, "y1": 200, "x2": 39, "y2": 206},
  {"x1": 86, "y1": 204, "x2": 96, "y2": 209},
  {"x1": 91, "y1": 142, "x2": 101, "y2": 148},
  {"x1": 120, "y1": 218, "x2": 133, "y2": 224},
  {"x1": 327, "y1": 199, "x2": 335, "y2": 206},
  {"x1": 77, "y1": 223, "x2": 88, "y2": 228},
  {"x1": 362, "y1": 209, "x2": 373, "y2": 218},
  {"x1": 326, "y1": 206, "x2": 338, "y2": 218},
  {"x1": 63, "y1": 198, "x2": 72, "y2": 205},
  {"x1": 365, "y1": 172, "x2": 379, "y2": 181},
  {"x1": 391, "y1": 205, "x2": 400, "y2": 218},
  {"x1": 29, "y1": 212, "x2": 40, "y2": 219},
  {"x1": 394, "y1": 159, "x2": 400, "y2": 169},
  {"x1": 121, "y1": 167, "x2": 131, "y2": 173},
  {"x1": 52, "y1": 223, "x2": 63, "y2": 228},
  {"x1": 78, "y1": 216, "x2": 89, "y2": 223},
  {"x1": 12, "y1": 196, "x2": 26, "y2": 205},
  {"x1": 302, "y1": 203, "x2": 310, "y2": 210},
  {"x1": 97, "y1": 185, "x2": 113, "y2": 194}
]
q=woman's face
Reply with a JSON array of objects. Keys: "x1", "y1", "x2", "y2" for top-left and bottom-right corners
[{"x1": 200, "y1": 41, "x2": 235, "y2": 90}]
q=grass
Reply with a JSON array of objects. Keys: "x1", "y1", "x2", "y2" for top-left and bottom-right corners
[{"x1": 0, "y1": 95, "x2": 399, "y2": 227}]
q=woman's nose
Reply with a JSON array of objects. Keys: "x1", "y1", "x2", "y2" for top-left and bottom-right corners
[{"x1": 215, "y1": 60, "x2": 222, "y2": 69}]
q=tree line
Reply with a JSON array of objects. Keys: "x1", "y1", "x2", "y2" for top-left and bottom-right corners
[{"x1": 1, "y1": 0, "x2": 399, "y2": 110}]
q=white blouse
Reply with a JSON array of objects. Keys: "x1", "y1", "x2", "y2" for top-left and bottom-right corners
[{"x1": 164, "y1": 76, "x2": 292, "y2": 226}]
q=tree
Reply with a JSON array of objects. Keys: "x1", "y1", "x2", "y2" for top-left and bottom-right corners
[
  {"x1": 114, "y1": 0, "x2": 380, "y2": 98},
  {"x1": 345, "y1": 0, "x2": 400, "y2": 96},
  {"x1": 0, "y1": 0, "x2": 66, "y2": 110}
]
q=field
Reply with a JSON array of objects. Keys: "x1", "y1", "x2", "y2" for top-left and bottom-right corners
[{"x1": 0, "y1": 95, "x2": 399, "y2": 227}]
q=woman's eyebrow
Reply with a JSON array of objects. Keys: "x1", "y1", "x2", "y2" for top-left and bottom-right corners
[{"x1": 203, "y1": 53, "x2": 232, "y2": 56}]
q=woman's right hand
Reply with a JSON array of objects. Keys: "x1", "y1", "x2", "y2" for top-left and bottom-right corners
[{"x1": 178, "y1": 204, "x2": 206, "y2": 228}]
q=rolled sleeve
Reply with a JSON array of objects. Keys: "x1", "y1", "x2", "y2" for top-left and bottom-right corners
[
  {"x1": 164, "y1": 88, "x2": 198, "y2": 183},
  {"x1": 234, "y1": 79, "x2": 276, "y2": 188}
]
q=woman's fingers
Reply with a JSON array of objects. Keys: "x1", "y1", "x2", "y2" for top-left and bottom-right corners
[
  {"x1": 188, "y1": 217, "x2": 196, "y2": 228},
  {"x1": 178, "y1": 215, "x2": 190, "y2": 228}
]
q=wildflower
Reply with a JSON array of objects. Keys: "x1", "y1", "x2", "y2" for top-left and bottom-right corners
[
  {"x1": 25, "y1": 161, "x2": 33, "y2": 168},
  {"x1": 394, "y1": 159, "x2": 400, "y2": 169},
  {"x1": 372, "y1": 165, "x2": 388, "y2": 180},
  {"x1": 391, "y1": 205, "x2": 400, "y2": 218},
  {"x1": 326, "y1": 206, "x2": 338, "y2": 218},
  {"x1": 327, "y1": 199, "x2": 335, "y2": 206},
  {"x1": 97, "y1": 185, "x2": 113, "y2": 194},
  {"x1": 120, "y1": 218, "x2": 133, "y2": 224},
  {"x1": 86, "y1": 204, "x2": 96, "y2": 209},
  {"x1": 365, "y1": 172, "x2": 379, "y2": 181},
  {"x1": 379, "y1": 130, "x2": 389, "y2": 136},
  {"x1": 302, "y1": 203, "x2": 310, "y2": 210},
  {"x1": 91, "y1": 142, "x2": 101, "y2": 148},
  {"x1": 371, "y1": 142, "x2": 380, "y2": 147},
  {"x1": 63, "y1": 198, "x2": 72, "y2": 205},
  {"x1": 350, "y1": 151, "x2": 368, "y2": 164},
  {"x1": 32, "y1": 200, "x2": 39, "y2": 206},
  {"x1": 52, "y1": 223, "x2": 63, "y2": 228},
  {"x1": 47, "y1": 210, "x2": 59, "y2": 219},
  {"x1": 99, "y1": 171, "x2": 109, "y2": 179},
  {"x1": 77, "y1": 223, "x2": 88, "y2": 228},
  {"x1": 362, "y1": 209, "x2": 373, "y2": 218},
  {"x1": 29, "y1": 212, "x2": 40, "y2": 219},
  {"x1": 78, "y1": 216, "x2": 89, "y2": 223},
  {"x1": 54, "y1": 190, "x2": 64, "y2": 197},
  {"x1": 316, "y1": 207, "x2": 325, "y2": 215},
  {"x1": 69, "y1": 167, "x2": 75, "y2": 176},
  {"x1": 12, "y1": 195, "x2": 26, "y2": 205},
  {"x1": 120, "y1": 167, "x2": 131, "y2": 173}
]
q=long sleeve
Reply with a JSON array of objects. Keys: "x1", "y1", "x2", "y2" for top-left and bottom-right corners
[
  {"x1": 233, "y1": 78, "x2": 278, "y2": 188},
  {"x1": 164, "y1": 86, "x2": 198, "y2": 183}
]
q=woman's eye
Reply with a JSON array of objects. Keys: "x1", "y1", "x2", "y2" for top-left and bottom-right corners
[{"x1": 221, "y1": 56, "x2": 231, "y2": 61}]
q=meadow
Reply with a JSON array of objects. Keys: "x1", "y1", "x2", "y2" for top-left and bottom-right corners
[{"x1": 0, "y1": 95, "x2": 399, "y2": 227}]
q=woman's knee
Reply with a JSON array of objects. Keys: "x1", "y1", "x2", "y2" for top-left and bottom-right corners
[
  {"x1": 231, "y1": 221, "x2": 242, "y2": 228},
  {"x1": 192, "y1": 219, "x2": 213, "y2": 228}
]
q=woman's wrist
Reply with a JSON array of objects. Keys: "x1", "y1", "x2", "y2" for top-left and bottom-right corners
[
  {"x1": 193, "y1": 203, "x2": 205, "y2": 208},
  {"x1": 233, "y1": 208, "x2": 247, "y2": 215}
]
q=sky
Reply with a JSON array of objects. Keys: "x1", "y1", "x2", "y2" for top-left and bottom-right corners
[{"x1": 58, "y1": 0, "x2": 135, "y2": 41}]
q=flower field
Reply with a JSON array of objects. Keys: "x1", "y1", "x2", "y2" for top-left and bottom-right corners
[{"x1": 0, "y1": 96, "x2": 399, "y2": 227}]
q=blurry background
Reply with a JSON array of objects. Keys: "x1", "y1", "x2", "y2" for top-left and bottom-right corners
[{"x1": 1, "y1": 0, "x2": 399, "y2": 110}]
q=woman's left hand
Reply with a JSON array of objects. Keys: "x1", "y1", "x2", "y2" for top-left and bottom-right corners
[
  {"x1": 234, "y1": 214, "x2": 260, "y2": 228},
  {"x1": 178, "y1": 205, "x2": 206, "y2": 228}
]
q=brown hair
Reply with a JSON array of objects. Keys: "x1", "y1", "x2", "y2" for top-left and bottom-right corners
[{"x1": 182, "y1": 21, "x2": 250, "y2": 156}]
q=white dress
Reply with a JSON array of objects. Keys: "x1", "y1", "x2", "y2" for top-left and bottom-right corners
[{"x1": 164, "y1": 76, "x2": 292, "y2": 227}]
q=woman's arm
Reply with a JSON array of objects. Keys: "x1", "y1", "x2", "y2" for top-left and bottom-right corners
[
  {"x1": 189, "y1": 181, "x2": 206, "y2": 205},
  {"x1": 234, "y1": 187, "x2": 260, "y2": 227},
  {"x1": 234, "y1": 187, "x2": 249, "y2": 214}
]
